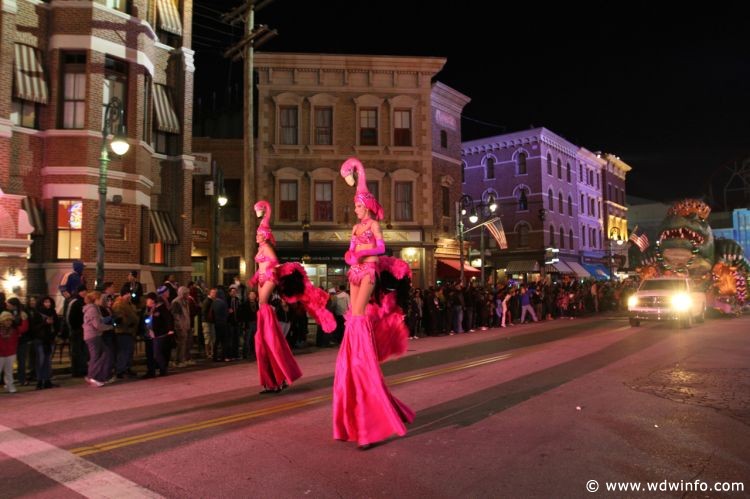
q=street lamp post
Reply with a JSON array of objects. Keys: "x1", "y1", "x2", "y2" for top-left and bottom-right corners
[
  {"x1": 456, "y1": 194, "x2": 474, "y2": 286},
  {"x1": 608, "y1": 226, "x2": 624, "y2": 280},
  {"x1": 96, "y1": 97, "x2": 129, "y2": 290},
  {"x1": 210, "y1": 164, "x2": 227, "y2": 286}
]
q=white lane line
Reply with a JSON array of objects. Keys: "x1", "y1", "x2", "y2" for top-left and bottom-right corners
[{"x1": 0, "y1": 424, "x2": 162, "y2": 499}]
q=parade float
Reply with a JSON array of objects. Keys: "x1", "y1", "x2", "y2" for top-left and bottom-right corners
[{"x1": 632, "y1": 199, "x2": 749, "y2": 316}]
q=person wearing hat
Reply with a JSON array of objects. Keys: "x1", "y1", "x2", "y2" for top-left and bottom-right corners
[
  {"x1": 59, "y1": 260, "x2": 86, "y2": 296},
  {"x1": 0, "y1": 310, "x2": 26, "y2": 393},
  {"x1": 144, "y1": 291, "x2": 175, "y2": 377}
]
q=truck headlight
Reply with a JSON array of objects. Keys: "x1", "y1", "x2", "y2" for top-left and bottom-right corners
[
  {"x1": 627, "y1": 295, "x2": 638, "y2": 309},
  {"x1": 671, "y1": 293, "x2": 692, "y2": 311}
]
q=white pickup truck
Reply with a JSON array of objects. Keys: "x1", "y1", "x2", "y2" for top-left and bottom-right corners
[{"x1": 627, "y1": 276, "x2": 706, "y2": 328}]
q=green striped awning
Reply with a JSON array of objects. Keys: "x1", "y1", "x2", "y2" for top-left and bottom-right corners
[
  {"x1": 14, "y1": 44, "x2": 48, "y2": 104},
  {"x1": 157, "y1": 0, "x2": 183, "y2": 36},
  {"x1": 153, "y1": 84, "x2": 181, "y2": 134}
]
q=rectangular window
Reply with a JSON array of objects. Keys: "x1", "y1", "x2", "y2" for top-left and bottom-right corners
[
  {"x1": 279, "y1": 180, "x2": 298, "y2": 222},
  {"x1": 142, "y1": 74, "x2": 152, "y2": 142},
  {"x1": 280, "y1": 106, "x2": 298, "y2": 145},
  {"x1": 580, "y1": 194, "x2": 585, "y2": 214},
  {"x1": 393, "y1": 109, "x2": 412, "y2": 146},
  {"x1": 314, "y1": 181, "x2": 333, "y2": 222},
  {"x1": 314, "y1": 107, "x2": 332, "y2": 145},
  {"x1": 223, "y1": 179, "x2": 241, "y2": 223},
  {"x1": 10, "y1": 99, "x2": 37, "y2": 128},
  {"x1": 366, "y1": 181, "x2": 379, "y2": 201},
  {"x1": 95, "y1": 0, "x2": 129, "y2": 13},
  {"x1": 441, "y1": 186, "x2": 450, "y2": 217},
  {"x1": 62, "y1": 53, "x2": 86, "y2": 129},
  {"x1": 153, "y1": 131, "x2": 179, "y2": 155},
  {"x1": 103, "y1": 56, "x2": 128, "y2": 131},
  {"x1": 359, "y1": 108, "x2": 378, "y2": 146},
  {"x1": 56, "y1": 199, "x2": 83, "y2": 260},
  {"x1": 394, "y1": 181, "x2": 413, "y2": 222},
  {"x1": 149, "y1": 242, "x2": 164, "y2": 264}
]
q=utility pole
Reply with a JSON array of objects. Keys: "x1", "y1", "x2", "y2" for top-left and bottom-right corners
[{"x1": 223, "y1": 0, "x2": 278, "y2": 282}]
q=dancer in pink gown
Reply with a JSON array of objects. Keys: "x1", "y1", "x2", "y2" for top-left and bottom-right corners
[
  {"x1": 250, "y1": 201, "x2": 302, "y2": 394},
  {"x1": 333, "y1": 157, "x2": 415, "y2": 449}
]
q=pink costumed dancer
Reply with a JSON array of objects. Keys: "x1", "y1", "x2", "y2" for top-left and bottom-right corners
[
  {"x1": 333, "y1": 157, "x2": 414, "y2": 449},
  {"x1": 249, "y1": 200, "x2": 302, "y2": 394}
]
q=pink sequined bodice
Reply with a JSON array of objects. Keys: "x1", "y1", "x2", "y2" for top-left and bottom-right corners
[{"x1": 255, "y1": 252, "x2": 278, "y2": 265}]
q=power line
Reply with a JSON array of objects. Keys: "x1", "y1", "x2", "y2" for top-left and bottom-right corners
[{"x1": 462, "y1": 114, "x2": 507, "y2": 131}]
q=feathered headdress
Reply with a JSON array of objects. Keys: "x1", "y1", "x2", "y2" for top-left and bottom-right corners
[
  {"x1": 254, "y1": 200, "x2": 276, "y2": 246},
  {"x1": 340, "y1": 157, "x2": 384, "y2": 220}
]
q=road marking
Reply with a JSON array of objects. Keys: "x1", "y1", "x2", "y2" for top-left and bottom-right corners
[
  {"x1": 0, "y1": 424, "x2": 162, "y2": 498},
  {"x1": 71, "y1": 353, "x2": 513, "y2": 457}
]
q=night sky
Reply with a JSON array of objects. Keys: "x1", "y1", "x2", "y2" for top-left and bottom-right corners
[{"x1": 192, "y1": 1, "x2": 750, "y2": 204}]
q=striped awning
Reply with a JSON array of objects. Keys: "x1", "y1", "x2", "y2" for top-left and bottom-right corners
[
  {"x1": 21, "y1": 197, "x2": 44, "y2": 236},
  {"x1": 13, "y1": 44, "x2": 48, "y2": 104},
  {"x1": 544, "y1": 260, "x2": 574, "y2": 274},
  {"x1": 157, "y1": 0, "x2": 183, "y2": 36},
  {"x1": 565, "y1": 260, "x2": 591, "y2": 278},
  {"x1": 504, "y1": 260, "x2": 540, "y2": 273},
  {"x1": 149, "y1": 210, "x2": 179, "y2": 244},
  {"x1": 153, "y1": 84, "x2": 181, "y2": 134}
]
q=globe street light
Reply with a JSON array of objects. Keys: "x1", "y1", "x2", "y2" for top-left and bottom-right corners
[
  {"x1": 608, "y1": 226, "x2": 624, "y2": 280},
  {"x1": 456, "y1": 194, "x2": 474, "y2": 285},
  {"x1": 96, "y1": 97, "x2": 129, "y2": 290}
]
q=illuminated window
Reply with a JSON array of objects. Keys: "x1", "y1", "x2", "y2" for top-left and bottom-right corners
[
  {"x1": 56, "y1": 199, "x2": 82, "y2": 259},
  {"x1": 359, "y1": 108, "x2": 378, "y2": 145},
  {"x1": 314, "y1": 181, "x2": 333, "y2": 222},
  {"x1": 393, "y1": 109, "x2": 412, "y2": 146},
  {"x1": 10, "y1": 99, "x2": 37, "y2": 128},
  {"x1": 394, "y1": 181, "x2": 413, "y2": 221},
  {"x1": 279, "y1": 180, "x2": 298, "y2": 222},
  {"x1": 149, "y1": 242, "x2": 164, "y2": 264}
]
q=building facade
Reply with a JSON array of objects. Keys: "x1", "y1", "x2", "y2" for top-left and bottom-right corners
[
  {"x1": 0, "y1": 0, "x2": 194, "y2": 299},
  {"x1": 461, "y1": 128, "x2": 632, "y2": 282},
  {"x1": 236, "y1": 52, "x2": 468, "y2": 289}
]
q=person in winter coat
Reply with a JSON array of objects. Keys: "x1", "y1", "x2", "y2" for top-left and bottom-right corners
[
  {"x1": 0, "y1": 311, "x2": 27, "y2": 393},
  {"x1": 6, "y1": 297, "x2": 31, "y2": 385},
  {"x1": 83, "y1": 292, "x2": 114, "y2": 387},
  {"x1": 170, "y1": 286, "x2": 192, "y2": 367},
  {"x1": 145, "y1": 292, "x2": 175, "y2": 376},
  {"x1": 34, "y1": 296, "x2": 59, "y2": 389},
  {"x1": 112, "y1": 292, "x2": 139, "y2": 378}
]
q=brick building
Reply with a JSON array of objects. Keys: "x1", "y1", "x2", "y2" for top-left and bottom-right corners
[
  {"x1": 461, "y1": 128, "x2": 632, "y2": 282},
  {"x1": 0, "y1": 0, "x2": 194, "y2": 300},
  {"x1": 193, "y1": 52, "x2": 469, "y2": 289}
]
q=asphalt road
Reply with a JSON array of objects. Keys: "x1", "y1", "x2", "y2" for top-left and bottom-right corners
[{"x1": 1, "y1": 314, "x2": 749, "y2": 498}]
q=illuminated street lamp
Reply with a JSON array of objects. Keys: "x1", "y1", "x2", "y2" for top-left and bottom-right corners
[
  {"x1": 96, "y1": 97, "x2": 129, "y2": 290},
  {"x1": 457, "y1": 193, "x2": 498, "y2": 286},
  {"x1": 456, "y1": 194, "x2": 474, "y2": 285},
  {"x1": 608, "y1": 226, "x2": 624, "y2": 280}
]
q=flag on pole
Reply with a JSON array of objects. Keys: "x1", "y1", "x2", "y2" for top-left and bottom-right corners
[
  {"x1": 629, "y1": 226, "x2": 650, "y2": 252},
  {"x1": 485, "y1": 217, "x2": 508, "y2": 249}
]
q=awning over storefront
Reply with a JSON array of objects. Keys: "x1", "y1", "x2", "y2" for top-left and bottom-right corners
[
  {"x1": 14, "y1": 44, "x2": 48, "y2": 104},
  {"x1": 564, "y1": 260, "x2": 591, "y2": 278},
  {"x1": 153, "y1": 84, "x2": 181, "y2": 134},
  {"x1": 581, "y1": 262, "x2": 610, "y2": 280},
  {"x1": 21, "y1": 197, "x2": 44, "y2": 236},
  {"x1": 437, "y1": 258, "x2": 480, "y2": 278},
  {"x1": 504, "y1": 260, "x2": 540, "y2": 273},
  {"x1": 544, "y1": 260, "x2": 573, "y2": 274},
  {"x1": 149, "y1": 210, "x2": 179, "y2": 244},
  {"x1": 157, "y1": 0, "x2": 183, "y2": 36}
]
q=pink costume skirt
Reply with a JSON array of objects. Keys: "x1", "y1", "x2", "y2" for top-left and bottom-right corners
[
  {"x1": 332, "y1": 314, "x2": 414, "y2": 446},
  {"x1": 254, "y1": 267, "x2": 278, "y2": 287},
  {"x1": 347, "y1": 261, "x2": 378, "y2": 286},
  {"x1": 255, "y1": 303, "x2": 302, "y2": 389}
]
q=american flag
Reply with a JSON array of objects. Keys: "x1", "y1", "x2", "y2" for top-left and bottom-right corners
[
  {"x1": 485, "y1": 217, "x2": 508, "y2": 249},
  {"x1": 629, "y1": 226, "x2": 650, "y2": 252}
]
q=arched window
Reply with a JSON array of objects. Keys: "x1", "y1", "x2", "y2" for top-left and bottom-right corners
[
  {"x1": 566, "y1": 162, "x2": 571, "y2": 182},
  {"x1": 579, "y1": 163, "x2": 583, "y2": 182},
  {"x1": 547, "y1": 153, "x2": 552, "y2": 175},
  {"x1": 548, "y1": 189, "x2": 554, "y2": 211},
  {"x1": 559, "y1": 227, "x2": 566, "y2": 249},
  {"x1": 518, "y1": 188, "x2": 528, "y2": 210},
  {"x1": 558, "y1": 192, "x2": 563, "y2": 212},
  {"x1": 569, "y1": 229, "x2": 574, "y2": 249},
  {"x1": 486, "y1": 157, "x2": 495, "y2": 179},
  {"x1": 580, "y1": 194, "x2": 585, "y2": 213},
  {"x1": 568, "y1": 195, "x2": 573, "y2": 216},
  {"x1": 550, "y1": 224, "x2": 556, "y2": 246},
  {"x1": 557, "y1": 158, "x2": 562, "y2": 179},
  {"x1": 581, "y1": 224, "x2": 586, "y2": 246},
  {"x1": 517, "y1": 152, "x2": 527, "y2": 175},
  {"x1": 461, "y1": 162, "x2": 466, "y2": 183},
  {"x1": 518, "y1": 223, "x2": 530, "y2": 247}
]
